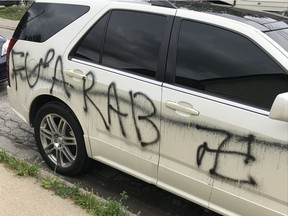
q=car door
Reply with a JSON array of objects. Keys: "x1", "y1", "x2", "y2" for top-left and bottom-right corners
[
  {"x1": 65, "y1": 6, "x2": 175, "y2": 184},
  {"x1": 158, "y1": 12, "x2": 288, "y2": 216}
]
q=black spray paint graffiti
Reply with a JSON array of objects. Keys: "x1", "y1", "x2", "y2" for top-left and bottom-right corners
[
  {"x1": 196, "y1": 125, "x2": 257, "y2": 186},
  {"x1": 11, "y1": 50, "x2": 160, "y2": 146},
  {"x1": 11, "y1": 49, "x2": 71, "y2": 97},
  {"x1": 11, "y1": 49, "x2": 288, "y2": 187},
  {"x1": 82, "y1": 72, "x2": 160, "y2": 146}
]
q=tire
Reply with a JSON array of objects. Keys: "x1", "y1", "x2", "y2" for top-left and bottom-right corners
[{"x1": 34, "y1": 101, "x2": 90, "y2": 176}]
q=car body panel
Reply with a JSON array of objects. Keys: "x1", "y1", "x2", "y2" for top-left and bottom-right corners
[
  {"x1": 64, "y1": 59, "x2": 162, "y2": 184},
  {"x1": 159, "y1": 84, "x2": 288, "y2": 216},
  {"x1": 6, "y1": 1, "x2": 288, "y2": 215},
  {"x1": 61, "y1": 1, "x2": 176, "y2": 183},
  {"x1": 159, "y1": 10, "x2": 287, "y2": 215}
]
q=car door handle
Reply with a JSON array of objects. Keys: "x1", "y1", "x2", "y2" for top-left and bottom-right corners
[
  {"x1": 66, "y1": 69, "x2": 86, "y2": 80},
  {"x1": 165, "y1": 100, "x2": 200, "y2": 116}
]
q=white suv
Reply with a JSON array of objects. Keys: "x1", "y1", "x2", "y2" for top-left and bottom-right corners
[{"x1": 7, "y1": 0, "x2": 288, "y2": 215}]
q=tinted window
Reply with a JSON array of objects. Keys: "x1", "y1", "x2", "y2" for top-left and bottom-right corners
[
  {"x1": 176, "y1": 20, "x2": 288, "y2": 110},
  {"x1": 14, "y1": 3, "x2": 89, "y2": 42},
  {"x1": 102, "y1": 11, "x2": 167, "y2": 78},
  {"x1": 73, "y1": 13, "x2": 109, "y2": 63}
]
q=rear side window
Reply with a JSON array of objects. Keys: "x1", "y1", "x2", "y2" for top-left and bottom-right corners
[
  {"x1": 14, "y1": 3, "x2": 89, "y2": 42},
  {"x1": 73, "y1": 13, "x2": 109, "y2": 63},
  {"x1": 73, "y1": 10, "x2": 167, "y2": 78},
  {"x1": 102, "y1": 11, "x2": 167, "y2": 78},
  {"x1": 175, "y1": 20, "x2": 288, "y2": 110}
]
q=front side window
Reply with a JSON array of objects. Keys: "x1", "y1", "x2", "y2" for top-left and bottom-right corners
[{"x1": 175, "y1": 20, "x2": 288, "y2": 110}]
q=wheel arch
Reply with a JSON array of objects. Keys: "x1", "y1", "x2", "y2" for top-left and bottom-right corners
[
  {"x1": 29, "y1": 95, "x2": 92, "y2": 157},
  {"x1": 29, "y1": 95, "x2": 92, "y2": 176},
  {"x1": 29, "y1": 95, "x2": 88, "y2": 142}
]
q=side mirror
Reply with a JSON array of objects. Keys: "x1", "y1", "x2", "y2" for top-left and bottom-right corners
[{"x1": 269, "y1": 93, "x2": 288, "y2": 122}]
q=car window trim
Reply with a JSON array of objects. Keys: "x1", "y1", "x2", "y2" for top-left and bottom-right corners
[
  {"x1": 68, "y1": 11, "x2": 110, "y2": 63},
  {"x1": 99, "y1": 10, "x2": 111, "y2": 65},
  {"x1": 166, "y1": 17, "x2": 288, "y2": 84},
  {"x1": 163, "y1": 83, "x2": 271, "y2": 116},
  {"x1": 165, "y1": 16, "x2": 288, "y2": 112},
  {"x1": 70, "y1": 57, "x2": 164, "y2": 86},
  {"x1": 165, "y1": 17, "x2": 180, "y2": 84},
  {"x1": 70, "y1": 9, "x2": 174, "y2": 82},
  {"x1": 157, "y1": 15, "x2": 174, "y2": 82},
  {"x1": 102, "y1": 9, "x2": 174, "y2": 81}
]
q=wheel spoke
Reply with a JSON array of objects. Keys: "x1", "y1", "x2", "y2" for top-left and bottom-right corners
[
  {"x1": 55, "y1": 149, "x2": 60, "y2": 166},
  {"x1": 62, "y1": 136, "x2": 77, "y2": 146},
  {"x1": 44, "y1": 142, "x2": 55, "y2": 154},
  {"x1": 40, "y1": 127, "x2": 53, "y2": 141},
  {"x1": 46, "y1": 115, "x2": 59, "y2": 133},
  {"x1": 58, "y1": 118, "x2": 67, "y2": 135},
  {"x1": 61, "y1": 146, "x2": 76, "y2": 163},
  {"x1": 59, "y1": 150, "x2": 65, "y2": 167}
]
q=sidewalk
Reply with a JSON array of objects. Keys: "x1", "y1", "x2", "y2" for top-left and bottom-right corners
[
  {"x1": 0, "y1": 17, "x2": 18, "y2": 30},
  {"x1": 0, "y1": 135, "x2": 90, "y2": 216},
  {"x1": 0, "y1": 163, "x2": 90, "y2": 216}
]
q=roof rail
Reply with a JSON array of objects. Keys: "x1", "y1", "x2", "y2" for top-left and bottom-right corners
[{"x1": 149, "y1": 0, "x2": 177, "y2": 8}]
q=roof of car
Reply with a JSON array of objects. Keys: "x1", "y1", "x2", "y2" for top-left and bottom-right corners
[
  {"x1": 170, "y1": 1, "x2": 288, "y2": 32},
  {"x1": 34, "y1": 0, "x2": 288, "y2": 32},
  {"x1": 119, "y1": 0, "x2": 288, "y2": 32}
]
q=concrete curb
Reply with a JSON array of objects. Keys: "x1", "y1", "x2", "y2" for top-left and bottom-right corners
[
  {"x1": 0, "y1": 163, "x2": 90, "y2": 216},
  {"x1": 36, "y1": 169, "x2": 137, "y2": 216},
  {"x1": 36, "y1": 168, "x2": 107, "y2": 203}
]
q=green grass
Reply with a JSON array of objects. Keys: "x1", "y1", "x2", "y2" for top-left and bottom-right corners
[
  {"x1": 0, "y1": 150, "x2": 39, "y2": 176},
  {"x1": 99, "y1": 192, "x2": 129, "y2": 216},
  {"x1": 42, "y1": 177, "x2": 131, "y2": 216},
  {"x1": 0, "y1": 149, "x2": 133, "y2": 216},
  {"x1": 0, "y1": 4, "x2": 29, "y2": 20}
]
